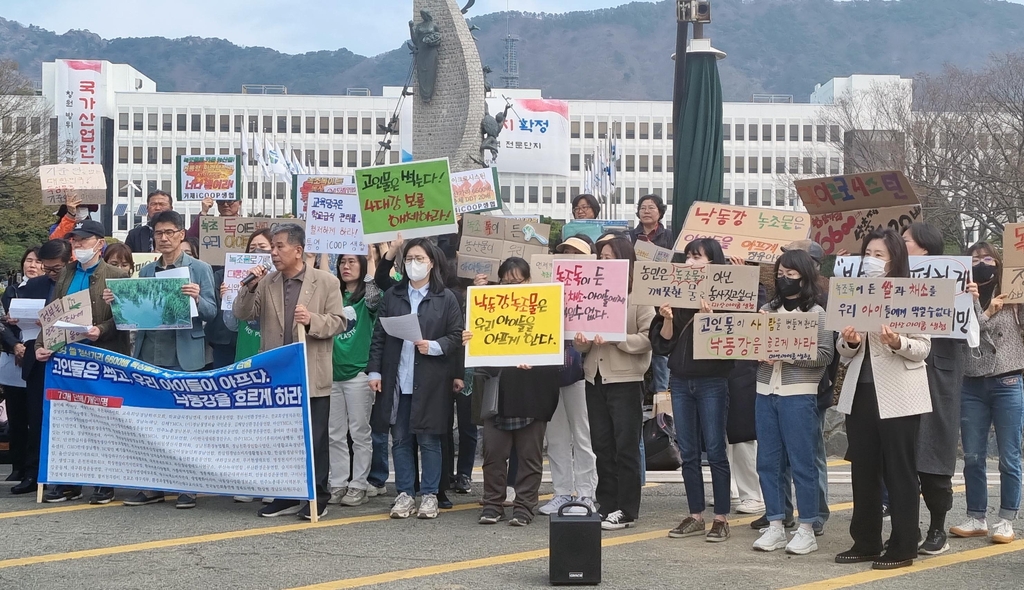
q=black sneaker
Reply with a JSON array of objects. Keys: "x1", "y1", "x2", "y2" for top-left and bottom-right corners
[
  {"x1": 919, "y1": 528, "x2": 950, "y2": 555},
  {"x1": 479, "y1": 508, "x2": 504, "y2": 524},
  {"x1": 44, "y1": 485, "x2": 83, "y2": 503},
  {"x1": 299, "y1": 501, "x2": 328, "y2": 520},
  {"x1": 89, "y1": 488, "x2": 116, "y2": 505},
  {"x1": 750, "y1": 514, "x2": 796, "y2": 529},
  {"x1": 123, "y1": 491, "x2": 165, "y2": 506},
  {"x1": 508, "y1": 511, "x2": 532, "y2": 526},
  {"x1": 454, "y1": 474, "x2": 472, "y2": 494},
  {"x1": 437, "y1": 491, "x2": 454, "y2": 509},
  {"x1": 258, "y1": 499, "x2": 302, "y2": 517},
  {"x1": 176, "y1": 493, "x2": 197, "y2": 509}
]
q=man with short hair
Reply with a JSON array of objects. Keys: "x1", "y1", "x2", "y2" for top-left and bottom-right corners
[
  {"x1": 35, "y1": 220, "x2": 131, "y2": 504},
  {"x1": 125, "y1": 190, "x2": 174, "y2": 253},
  {"x1": 234, "y1": 223, "x2": 346, "y2": 520},
  {"x1": 186, "y1": 196, "x2": 242, "y2": 240}
]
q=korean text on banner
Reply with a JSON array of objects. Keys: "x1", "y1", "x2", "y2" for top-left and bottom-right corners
[
  {"x1": 451, "y1": 167, "x2": 502, "y2": 214},
  {"x1": 485, "y1": 97, "x2": 570, "y2": 177},
  {"x1": 198, "y1": 217, "x2": 305, "y2": 265},
  {"x1": 552, "y1": 259, "x2": 630, "y2": 341},
  {"x1": 631, "y1": 262, "x2": 760, "y2": 311},
  {"x1": 39, "y1": 291, "x2": 93, "y2": 351},
  {"x1": 825, "y1": 277, "x2": 956, "y2": 334},
  {"x1": 176, "y1": 155, "x2": 242, "y2": 201},
  {"x1": 795, "y1": 171, "x2": 921, "y2": 256},
  {"x1": 293, "y1": 175, "x2": 354, "y2": 218},
  {"x1": 55, "y1": 59, "x2": 104, "y2": 164},
  {"x1": 835, "y1": 256, "x2": 975, "y2": 339},
  {"x1": 223, "y1": 252, "x2": 271, "y2": 311},
  {"x1": 674, "y1": 203, "x2": 811, "y2": 264},
  {"x1": 40, "y1": 343, "x2": 315, "y2": 500},
  {"x1": 693, "y1": 312, "x2": 820, "y2": 361},
  {"x1": 466, "y1": 284, "x2": 564, "y2": 367},
  {"x1": 305, "y1": 192, "x2": 366, "y2": 255},
  {"x1": 355, "y1": 158, "x2": 457, "y2": 243},
  {"x1": 40, "y1": 164, "x2": 106, "y2": 205}
]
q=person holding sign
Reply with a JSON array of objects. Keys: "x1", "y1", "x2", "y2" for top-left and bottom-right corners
[
  {"x1": 367, "y1": 238, "x2": 464, "y2": 521},
  {"x1": 186, "y1": 196, "x2": 242, "y2": 240},
  {"x1": 574, "y1": 237, "x2": 653, "y2": 531},
  {"x1": 650, "y1": 238, "x2": 734, "y2": 543},
  {"x1": 629, "y1": 194, "x2": 674, "y2": 250},
  {"x1": 834, "y1": 229, "x2": 931, "y2": 570},
  {"x1": 950, "y1": 241, "x2": 1024, "y2": 546},
  {"x1": 751, "y1": 250, "x2": 834, "y2": 556},
  {"x1": 222, "y1": 229, "x2": 274, "y2": 363}
]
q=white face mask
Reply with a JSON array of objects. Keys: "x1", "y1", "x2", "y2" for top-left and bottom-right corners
[
  {"x1": 74, "y1": 247, "x2": 97, "y2": 265},
  {"x1": 860, "y1": 256, "x2": 888, "y2": 278},
  {"x1": 406, "y1": 260, "x2": 431, "y2": 282}
]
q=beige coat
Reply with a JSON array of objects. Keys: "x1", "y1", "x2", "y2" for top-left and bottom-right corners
[
  {"x1": 836, "y1": 331, "x2": 932, "y2": 419},
  {"x1": 233, "y1": 265, "x2": 346, "y2": 398},
  {"x1": 574, "y1": 303, "x2": 654, "y2": 385}
]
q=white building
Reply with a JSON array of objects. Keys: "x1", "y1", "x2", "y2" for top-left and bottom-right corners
[{"x1": 38, "y1": 61, "x2": 901, "y2": 241}]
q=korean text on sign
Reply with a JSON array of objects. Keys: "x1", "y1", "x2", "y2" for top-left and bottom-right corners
[
  {"x1": 222, "y1": 252, "x2": 271, "y2": 311},
  {"x1": 177, "y1": 155, "x2": 240, "y2": 201},
  {"x1": 304, "y1": 192, "x2": 366, "y2": 255},
  {"x1": 355, "y1": 158, "x2": 458, "y2": 243},
  {"x1": 553, "y1": 259, "x2": 630, "y2": 341},
  {"x1": 630, "y1": 262, "x2": 760, "y2": 311},
  {"x1": 466, "y1": 284, "x2": 564, "y2": 367},
  {"x1": 675, "y1": 203, "x2": 811, "y2": 264},
  {"x1": 692, "y1": 312, "x2": 820, "y2": 361},
  {"x1": 824, "y1": 277, "x2": 956, "y2": 335}
]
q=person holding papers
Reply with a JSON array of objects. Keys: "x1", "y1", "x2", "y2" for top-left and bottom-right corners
[
  {"x1": 30, "y1": 222, "x2": 130, "y2": 504},
  {"x1": 367, "y1": 238, "x2": 464, "y2": 521},
  {"x1": 103, "y1": 211, "x2": 217, "y2": 510},
  {"x1": 234, "y1": 223, "x2": 346, "y2": 520}
]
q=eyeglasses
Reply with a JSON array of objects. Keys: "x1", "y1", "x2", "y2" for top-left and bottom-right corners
[
  {"x1": 43, "y1": 265, "x2": 65, "y2": 274},
  {"x1": 638, "y1": 206, "x2": 659, "y2": 212},
  {"x1": 500, "y1": 278, "x2": 525, "y2": 285},
  {"x1": 573, "y1": 205, "x2": 593, "y2": 213},
  {"x1": 404, "y1": 256, "x2": 429, "y2": 265},
  {"x1": 153, "y1": 229, "x2": 182, "y2": 238}
]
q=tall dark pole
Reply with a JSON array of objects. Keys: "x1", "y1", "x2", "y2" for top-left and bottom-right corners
[{"x1": 672, "y1": 16, "x2": 689, "y2": 227}]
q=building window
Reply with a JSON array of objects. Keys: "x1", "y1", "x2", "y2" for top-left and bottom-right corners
[
  {"x1": 830, "y1": 157, "x2": 840, "y2": 175},
  {"x1": 361, "y1": 150, "x2": 371, "y2": 167},
  {"x1": 543, "y1": 186, "x2": 552, "y2": 204},
  {"x1": 220, "y1": 115, "x2": 230, "y2": 132},
  {"x1": 734, "y1": 189, "x2": 743, "y2": 205},
  {"x1": 653, "y1": 155, "x2": 662, "y2": 172},
  {"x1": 219, "y1": 147, "x2": 230, "y2": 155},
  {"x1": 501, "y1": 186, "x2": 511, "y2": 204},
  {"x1": 723, "y1": 156, "x2": 731, "y2": 173},
  {"x1": 667, "y1": 157, "x2": 673, "y2": 173},
  {"x1": 762, "y1": 124, "x2": 772, "y2": 141},
  {"x1": 584, "y1": 121, "x2": 594, "y2": 139},
  {"x1": 205, "y1": 114, "x2": 215, "y2": 132},
  {"x1": 790, "y1": 157, "x2": 799, "y2": 173},
  {"x1": 348, "y1": 117, "x2": 358, "y2": 134},
  {"x1": 147, "y1": 147, "x2": 157, "y2": 164},
  {"x1": 816, "y1": 125, "x2": 827, "y2": 142},
  {"x1": 735, "y1": 157, "x2": 743, "y2": 173},
  {"x1": 654, "y1": 122, "x2": 663, "y2": 140},
  {"x1": 626, "y1": 187, "x2": 635, "y2": 204},
  {"x1": 205, "y1": 147, "x2": 215, "y2": 155},
  {"x1": 723, "y1": 124, "x2": 731, "y2": 140},
  {"x1": 319, "y1": 150, "x2": 329, "y2": 167},
  {"x1": 790, "y1": 125, "x2": 799, "y2": 141},
  {"x1": 528, "y1": 187, "x2": 538, "y2": 204},
  {"x1": 735, "y1": 124, "x2": 744, "y2": 141},
  {"x1": 515, "y1": 186, "x2": 525, "y2": 203},
  {"x1": 177, "y1": 114, "x2": 187, "y2": 131},
  {"x1": 570, "y1": 154, "x2": 580, "y2": 171},
  {"x1": 802, "y1": 157, "x2": 812, "y2": 174},
  {"x1": 640, "y1": 123, "x2": 649, "y2": 140},
  {"x1": 748, "y1": 189, "x2": 758, "y2": 207},
  {"x1": 749, "y1": 157, "x2": 758, "y2": 174},
  {"x1": 118, "y1": 113, "x2": 129, "y2": 130},
  {"x1": 362, "y1": 117, "x2": 372, "y2": 135},
  {"x1": 177, "y1": 147, "x2": 186, "y2": 157},
  {"x1": 626, "y1": 122, "x2": 635, "y2": 139},
  {"x1": 803, "y1": 125, "x2": 812, "y2": 142},
  {"x1": 762, "y1": 157, "x2": 772, "y2": 174},
  {"x1": 776, "y1": 157, "x2": 785, "y2": 174},
  {"x1": 333, "y1": 150, "x2": 344, "y2": 167},
  {"x1": 777, "y1": 124, "x2": 786, "y2": 141},
  {"x1": 598, "y1": 121, "x2": 608, "y2": 138},
  {"x1": 639, "y1": 155, "x2": 649, "y2": 172},
  {"x1": 625, "y1": 155, "x2": 635, "y2": 172},
  {"x1": 148, "y1": 113, "x2": 158, "y2": 131},
  {"x1": 816, "y1": 157, "x2": 826, "y2": 174},
  {"x1": 163, "y1": 114, "x2": 172, "y2": 131},
  {"x1": 334, "y1": 117, "x2": 344, "y2": 134},
  {"x1": 830, "y1": 125, "x2": 841, "y2": 142},
  {"x1": 556, "y1": 189, "x2": 566, "y2": 204},
  {"x1": 162, "y1": 147, "x2": 172, "y2": 165},
  {"x1": 776, "y1": 189, "x2": 786, "y2": 207},
  {"x1": 286, "y1": 116, "x2": 297, "y2": 134},
  {"x1": 276, "y1": 116, "x2": 286, "y2": 133},
  {"x1": 234, "y1": 115, "x2": 243, "y2": 132},
  {"x1": 307, "y1": 117, "x2": 316, "y2": 134},
  {"x1": 191, "y1": 114, "x2": 201, "y2": 132},
  {"x1": 347, "y1": 150, "x2": 357, "y2": 167},
  {"x1": 571, "y1": 121, "x2": 580, "y2": 139},
  {"x1": 118, "y1": 146, "x2": 128, "y2": 163},
  {"x1": 391, "y1": 151, "x2": 400, "y2": 163},
  {"x1": 762, "y1": 189, "x2": 772, "y2": 207},
  {"x1": 320, "y1": 117, "x2": 330, "y2": 134},
  {"x1": 262, "y1": 116, "x2": 272, "y2": 132},
  {"x1": 133, "y1": 147, "x2": 143, "y2": 164},
  {"x1": 748, "y1": 124, "x2": 757, "y2": 141}
]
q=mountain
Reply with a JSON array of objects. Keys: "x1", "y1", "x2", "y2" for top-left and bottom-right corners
[{"x1": 2, "y1": 0, "x2": 1024, "y2": 102}]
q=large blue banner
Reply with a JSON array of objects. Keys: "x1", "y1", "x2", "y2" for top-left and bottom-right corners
[{"x1": 40, "y1": 343, "x2": 315, "y2": 500}]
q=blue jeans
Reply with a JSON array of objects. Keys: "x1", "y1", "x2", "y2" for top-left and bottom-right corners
[
  {"x1": 670, "y1": 375, "x2": 731, "y2": 516},
  {"x1": 781, "y1": 407, "x2": 831, "y2": 524},
  {"x1": 391, "y1": 394, "x2": 443, "y2": 496},
  {"x1": 651, "y1": 355, "x2": 669, "y2": 393},
  {"x1": 961, "y1": 374, "x2": 1024, "y2": 520},
  {"x1": 368, "y1": 431, "x2": 389, "y2": 489},
  {"x1": 756, "y1": 394, "x2": 820, "y2": 524}
]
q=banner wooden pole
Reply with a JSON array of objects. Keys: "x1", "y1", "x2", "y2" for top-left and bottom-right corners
[
  {"x1": 297, "y1": 324, "x2": 318, "y2": 524},
  {"x1": 36, "y1": 483, "x2": 43, "y2": 504}
]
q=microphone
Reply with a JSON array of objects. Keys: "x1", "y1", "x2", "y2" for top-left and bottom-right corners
[{"x1": 240, "y1": 260, "x2": 273, "y2": 287}]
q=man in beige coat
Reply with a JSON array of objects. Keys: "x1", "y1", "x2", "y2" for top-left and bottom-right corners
[{"x1": 234, "y1": 223, "x2": 346, "y2": 520}]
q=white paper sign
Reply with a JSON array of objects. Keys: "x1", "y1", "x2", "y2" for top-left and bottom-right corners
[
  {"x1": 305, "y1": 192, "x2": 366, "y2": 255},
  {"x1": 379, "y1": 314, "x2": 423, "y2": 342},
  {"x1": 7, "y1": 299, "x2": 46, "y2": 321},
  {"x1": 40, "y1": 164, "x2": 107, "y2": 205},
  {"x1": 222, "y1": 253, "x2": 272, "y2": 311}
]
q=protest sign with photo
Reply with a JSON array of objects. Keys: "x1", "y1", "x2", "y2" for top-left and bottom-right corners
[
  {"x1": 674, "y1": 203, "x2": 811, "y2": 263},
  {"x1": 466, "y1": 284, "x2": 564, "y2": 367},
  {"x1": 825, "y1": 277, "x2": 956, "y2": 334},
  {"x1": 553, "y1": 259, "x2": 630, "y2": 341},
  {"x1": 39, "y1": 164, "x2": 106, "y2": 205},
  {"x1": 795, "y1": 170, "x2": 921, "y2": 256},
  {"x1": 630, "y1": 262, "x2": 760, "y2": 311},
  {"x1": 107, "y1": 277, "x2": 192, "y2": 330},
  {"x1": 222, "y1": 252, "x2": 272, "y2": 311},
  {"x1": 197, "y1": 217, "x2": 304, "y2": 265},
  {"x1": 39, "y1": 291, "x2": 93, "y2": 351},
  {"x1": 355, "y1": 158, "x2": 457, "y2": 242},
  {"x1": 40, "y1": 343, "x2": 315, "y2": 501},
  {"x1": 692, "y1": 312, "x2": 820, "y2": 361},
  {"x1": 304, "y1": 192, "x2": 365, "y2": 255},
  {"x1": 292, "y1": 174, "x2": 353, "y2": 218},
  {"x1": 451, "y1": 167, "x2": 502, "y2": 214},
  {"x1": 176, "y1": 155, "x2": 241, "y2": 202},
  {"x1": 634, "y1": 240, "x2": 673, "y2": 262}
]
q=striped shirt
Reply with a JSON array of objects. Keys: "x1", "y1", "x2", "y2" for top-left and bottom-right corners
[{"x1": 756, "y1": 304, "x2": 834, "y2": 396}]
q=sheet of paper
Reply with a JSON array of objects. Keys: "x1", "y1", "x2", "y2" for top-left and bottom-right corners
[
  {"x1": 156, "y1": 267, "x2": 199, "y2": 318},
  {"x1": 7, "y1": 299, "x2": 46, "y2": 321},
  {"x1": 20, "y1": 327, "x2": 41, "y2": 342},
  {"x1": 52, "y1": 321, "x2": 91, "y2": 333},
  {"x1": 379, "y1": 314, "x2": 423, "y2": 342}
]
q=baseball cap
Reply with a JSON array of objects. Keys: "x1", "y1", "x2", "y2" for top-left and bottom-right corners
[
  {"x1": 67, "y1": 220, "x2": 106, "y2": 239},
  {"x1": 781, "y1": 239, "x2": 824, "y2": 263}
]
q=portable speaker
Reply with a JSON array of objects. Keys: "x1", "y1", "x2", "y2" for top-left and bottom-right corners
[{"x1": 549, "y1": 501, "x2": 601, "y2": 585}]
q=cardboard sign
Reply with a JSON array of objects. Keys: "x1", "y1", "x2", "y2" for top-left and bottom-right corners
[
  {"x1": 462, "y1": 213, "x2": 505, "y2": 239},
  {"x1": 39, "y1": 291, "x2": 93, "y2": 351},
  {"x1": 305, "y1": 192, "x2": 365, "y2": 255},
  {"x1": 176, "y1": 155, "x2": 241, "y2": 202},
  {"x1": 223, "y1": 252, "x2": 272, "y2": 311},
  {"x1": 501, "y1": 241, "x2": 548, "y2": 262},
  {"x1": 631, "y1": 262, "x2": 760, "y2": 311},
  {"x1": 825, "y1": 277, "x2": 956, "y2": 334},
  {"x1": 451, "y1": 167, "x2": 502, "y2": 214},
  {"x1": 354, "y1": 158, "x2": 457, "y2": 242},
  {"x1": 130, "y1": 253, "x2": 161, "y2": 278},
  {"x1": 292, "y1": 175, "x2": 353, "y2": 218},
  {"x1": 675, "y1": 203, "x2": 810, "y2": 264},
  {"x1": 40, "y1": 164, "x2": 106, "y2": 205},
  {"x1": 466, "y1": 284, "x2": 564, "y2": 367},
  {"x1": 459, "y1": 236, "x2": 504, "y2": 258},
  {"x1": 1002, "y1": 223, "x2": 1024, "y2": 268},
  {"x1": 552, "y1": 259, "x2": 630, "y2": 341},
  {"x1": 529, "y1": 254, "x2": 596, "y2": 284},
  {"x1": 795, "y1": 171, "x2": 921, "y2": 256},
  {"x1": 835, "y1": 256, "x2": 975, "y2": 339},
  {"x1": 693, "y1": 312, "x2": 820, "y2": 361},
  {"x1": 455, "y1": 253, "x2": 500, "y2": 284},
  {"x1": 457, "y1": 215, "x2": 553, "y2": 284},
  {"x1": 198, "y1": 217, "x2": 305, "y2": 265},
  {"x1": 502, "y1": 218, "x2": 551, "y2": 246},
  {"x1": 634, "y1": 240, "x2": 673, "y2": 262}
]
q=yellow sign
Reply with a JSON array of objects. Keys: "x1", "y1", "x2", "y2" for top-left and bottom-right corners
[{"x1": 466, "y1": 283, "x2": 564, "y2": 367}]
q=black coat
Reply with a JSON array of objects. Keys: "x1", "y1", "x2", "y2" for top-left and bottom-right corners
[
  {"x1": 125, "y1": 224, "x2": 155, "y2": 253},
  {"x1": 650, "y1": 307, "x2": 733, "y2": 379},
  {"x1": 367, "y1": 283, "x2": 464, "y2": 435},
  {"x1": 12, "y1": 276, "x2": 57, "y2": 382},
  {"x1": 725, "y1": 285, "x2": 767, "y2": 444}
]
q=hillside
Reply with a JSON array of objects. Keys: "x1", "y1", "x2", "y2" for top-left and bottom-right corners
[{"x1": 2, "y1": 0, "x2": 1024, "y2": 101}]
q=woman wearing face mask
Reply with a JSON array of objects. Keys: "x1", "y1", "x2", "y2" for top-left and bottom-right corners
[
  {"x1": 367, "y1": 238, "x2": 464, "y2": 521},
  {"x1": 650, "y1": 238, "x2": 735, "y2": 543},
  {"x1": 835, "y1": 228, "x2": 931, "y2": 570},
  {"x1": 751, "y1": 250, "x2": 834, "y2": 556},
  {"x1": 223, "y1": 229, "x2": 273, "y2": 362},
  {"x1": 948, "y1": 242, "x2": 1024, "y2": 546}
]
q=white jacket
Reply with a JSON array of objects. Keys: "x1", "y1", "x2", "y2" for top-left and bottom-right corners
[{"x1": 836, "y1": 331, "x2": 932, "y2": 419}]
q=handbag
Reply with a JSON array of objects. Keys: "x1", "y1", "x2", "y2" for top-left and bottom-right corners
[
  {"x1": 643, "y1": 412, "x2": 682, "y2": 471},
  {"x1": 480, "y1": 370, "x2": 502, "y2": 419}
]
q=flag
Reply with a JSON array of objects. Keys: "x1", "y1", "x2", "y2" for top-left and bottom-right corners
[
  {"x1": 289, "y1": 150, "x2": 303, "y2": 175},
  {"x1": 582, "y1": 161, "x2": 593, "y2": 195},
  {"x1": 268, "y1": 142, "x2": 290, "y2": 176},
  {"x1": 283, "y1": 146, "x2": 298, "y2": 176},
  {"x1": 254, "y1": 135, "x2": 270, "y2": 176},
  {"x1": 609, "y1": 137, "x2": 620, "y2": 192},
  {"x1": 239, "y1": 127, "x2": 250, "y2": 178}
]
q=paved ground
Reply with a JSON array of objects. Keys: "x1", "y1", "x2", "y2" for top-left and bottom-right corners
[{"x1": 1, "y1": 462, "x2": 1023, "y2": 589}]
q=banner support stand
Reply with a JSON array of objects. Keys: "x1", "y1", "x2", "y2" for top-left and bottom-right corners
[
  {"x1": 298, "y1": 324, "x2": 319, "y2": 524},
  {"x1": 36, "y1": 483, "x2": 43, "y2": 504}
]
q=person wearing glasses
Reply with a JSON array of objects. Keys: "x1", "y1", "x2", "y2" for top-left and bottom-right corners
[
  {"x1": 571, "y1": 194, "x2": 601, "y2": 220},
  {"x1": 629, "y1": 194, "x2": 674, "y2": 250}
]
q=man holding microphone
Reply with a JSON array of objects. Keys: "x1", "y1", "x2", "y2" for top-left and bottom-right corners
[{"x1": 234, "y1": 223, "x2": 346, "y2": 519}]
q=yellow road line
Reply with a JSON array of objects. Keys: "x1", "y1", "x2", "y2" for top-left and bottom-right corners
[
  {"x1": 783, "y1": 539, "x2": 1024, "y2": 589},
  {"x1": 827, "y1": 460, "x2": 850, "y2": 467},
  {"x1": 0, "y1": 501, "x2": 125, "y2": 519}
]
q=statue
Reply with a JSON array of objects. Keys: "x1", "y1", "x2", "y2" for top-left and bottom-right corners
[
  {"x1": 408, "y1": 10, "x2": 442, "y2": 104},
  {"x1": 461, "y1": 0, "x2": 475, "y2": 14},
  {"x1": 478, "y1": 98, "x2": 513, "y2": 166}
]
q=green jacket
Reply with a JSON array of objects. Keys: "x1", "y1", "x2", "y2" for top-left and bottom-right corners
[{"x1": 50, "y1": 259, "x2": 131, "y2": 355}]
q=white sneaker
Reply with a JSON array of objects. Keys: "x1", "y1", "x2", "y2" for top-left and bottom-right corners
[
  {"x1": 786, "y1": 527, "x2": 819, "y2": 555},
  {"x1": 601, "y1": 510, "x2": 636, "y2": 531},
  {"x1": 567, "y1": 496, "x2": 598, "y2": 516},
  {"x1": 417, "y1": 494, "x2": 439, "y2": 519},
  {"x1": 503, "y1": 486, "x2": 516, "y2": 507},
  {"x1": 539, "y1": 495, "x2": 574, "y2": 516},
  {"x1": 752, "y1": 525, "x2": 788, "y2": 552},
  {"x1": 991, "y1": 519, "x2": 1015, "y2": 544},
  {"x1": 262, "y1": 497, "x2": 273, "y2": 504},
  {"x1": 950, "y1": 516, "x2": 989, "y2": 538},
  {"x1": 736, "y1": 499, "x2": 766, "y2": 514},
  {"x1": 328, "y1": 488, "x2": 348, "y2": 505},
  {"x1": 339, "y1": 488, "x2": 369, "y2": 507},
  {"x1": 367, "y1": 485, "x2": 388, "y2": 497},
  {"x1": 390, "y1": 492, "x2": 416, "y2": 519},
  {"x1": 232, "y1": 496, "x2": 254, "y2": 503}
]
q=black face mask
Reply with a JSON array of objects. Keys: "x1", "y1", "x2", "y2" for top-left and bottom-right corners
[
  {"x1": 973, "y1": 263, "x2": 996, "y2": 285},
  {"x1": 775, "y1": 276, "x2": 802, "y2": 299}
]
